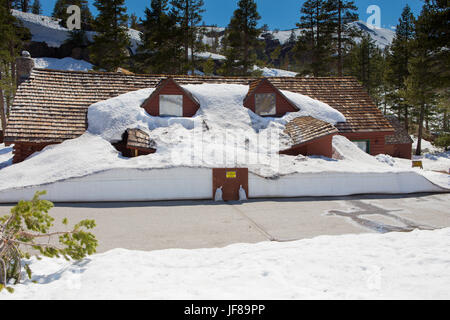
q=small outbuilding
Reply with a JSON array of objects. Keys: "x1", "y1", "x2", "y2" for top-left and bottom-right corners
[
  {"x1": 384, "y1": 115, "x2": 413, "y2": 159},
  {"x1": 244, "y1": 78, "x2": 299, "y2": 117},
  {"x1": 141, "y1": 78, "x2": 200, "y2": 117},
  {"x1": 280, "y1": 116, "x2": 339, "y2": 158},
  {"x1": 113, "y1": 128, "x2": 156, "y2": 158}
]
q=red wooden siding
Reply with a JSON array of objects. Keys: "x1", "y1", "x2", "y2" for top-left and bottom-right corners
[
  {"x1": 385, "y1": 143, "x2": 412, "y2": 159},
  {"x1": 280, "y1": 134, "x2": 335, "y2": 158},
  {"x1": 244, "y1": 81, "x2": 298, "y2": 116},
  {"x1": 12, "y1": 142, "x2": 54, "y2": 163},
  {"x1": 141, "y1": 80, "x2": 199, "y2": 117},
  {"x1": 340, "y1": 131, "x2": 391, "y2": 156}
]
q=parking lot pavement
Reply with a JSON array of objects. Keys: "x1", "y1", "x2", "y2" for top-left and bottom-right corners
[{"x1": 0, "y1": 193, "x2": 448, "y2": 253}]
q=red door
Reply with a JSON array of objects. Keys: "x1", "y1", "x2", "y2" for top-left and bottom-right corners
[{"x1": 212, "y1": 168, "x2": 249, "y2": 201}]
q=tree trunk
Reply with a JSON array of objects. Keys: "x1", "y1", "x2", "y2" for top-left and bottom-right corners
[
  {"x1": 337, "y1": 0, "x2": 343, "y2": 77},
  {"x1": 0, "y1": 89, "x2": 7, "y2": 136},
  {"x1": 184, "y1": 0, "x2": 189, "y2": 73},
  {"x1": 416, "y1": 104, "x2": 425, "y2": 156},
  {"x1": 404, "y1": 105, "x2": 409, "y2": 132}
]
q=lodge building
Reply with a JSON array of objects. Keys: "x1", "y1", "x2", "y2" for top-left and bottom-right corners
[{"x1": 3, "y1": 53, "x2": 413, "y2": 164}]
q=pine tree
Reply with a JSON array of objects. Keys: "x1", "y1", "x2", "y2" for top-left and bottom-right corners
[
  {"x1": 384, "y1": 5, "x2": 415, "y2": 130},
  {"x1": 0, "y1": 0, "x2": 28, "y2": 133},
  {"x1": 328, "y1": 0, "x2": 359, "y2": 76},
  {"x1": 348, "y1": 35, "x2": 385, "y2": 104},
  {"x1": 135, "y1": 0, "x2": 182, "y2": 74},
  {"x1": 90, "y1": 0, "x2": 130, "y2": 72},
  {"x1": 222, "y1": 0, "x2": 261, "y2": 76},
  {"x1": 295, "y1": 0, "x2": 334, "y2": 76},
  {"x1": 30, "y1": 0, "x2": 41, "y2": 15},
  {"x1": 403, "y1": 0, "x2": 447, "y2": 155},
  {"x1": 129, "y1": 13, "x2": 139, "y2": 29},
  {"x1": 171, "y1": 0, "x2": 205, "y2": 74}
]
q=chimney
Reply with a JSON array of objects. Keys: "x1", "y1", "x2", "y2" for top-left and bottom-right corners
[{"x1": 16, "y1": 51, "x2": 35, "y2": 86}]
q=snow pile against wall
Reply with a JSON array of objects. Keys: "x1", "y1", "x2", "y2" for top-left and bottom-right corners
[
  {"x1": 34, "y1": 57, "x2": 93, "y2": 71},
  {"x1": 2, "y1": 228, "x2": 449, "y2": 299},
  {"x1": 0, "y1": 85, "x2": 447, "y2": 200},
  {"x1": 0, "y1": 143, "x2": 13, "y2": 170}
]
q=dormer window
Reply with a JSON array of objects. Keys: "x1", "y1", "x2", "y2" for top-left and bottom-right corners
[
  {"x1": 160, "y1": 95, "x2": 183, "y2": 117},
  {"x1": 255, "y1": 93, "x2": 276, "y2": 116},
  {"x1": 141, "y1": 77, "x2": 200, "y2": 117},
  {"x1": 243, "y1": 78, "x2": 299, "y2": 117}
]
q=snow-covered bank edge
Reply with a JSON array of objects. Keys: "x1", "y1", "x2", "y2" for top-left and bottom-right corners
[
  {"x1": 2, "y1": 228, "x2": 449, "y2": 300},
  {"x1": 0, "y1": 167, "x2": 446, "y2": 203}
]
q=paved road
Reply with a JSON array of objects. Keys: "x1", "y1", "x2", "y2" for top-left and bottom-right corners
[{"x1": 1, "y1": 193, "x2": 449, "y2": 253}]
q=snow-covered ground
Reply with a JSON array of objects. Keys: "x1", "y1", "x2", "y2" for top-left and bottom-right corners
[
  {"x1": 34, "y1": 57, "x2": 93, "y2": 71},
  {"x1": 12, "y1": 9, "x2": 141, "y2": 53},
  {"x1": 1, "y1": 228, "x2": 449, "y2": 299},
  {"x1": 0, "y1": 143, "x2": 13, "y2": 170}
]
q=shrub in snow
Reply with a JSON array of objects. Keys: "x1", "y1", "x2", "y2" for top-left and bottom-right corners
[{"x1": 0, "y1": 191, "x2": 97, "y2": 293}]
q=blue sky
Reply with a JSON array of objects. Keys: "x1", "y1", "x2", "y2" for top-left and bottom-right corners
[{"x1": 40, "y1": 0, "x2": 424, "y2": 31}]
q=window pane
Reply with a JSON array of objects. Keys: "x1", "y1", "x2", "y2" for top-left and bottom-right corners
[
  {"x1": 352, "y1": 140, "x2": 370, "y2": 153},
  {"x1": 160, "y1": 95, "x2": 183, "y2": 116},
  {"x1": 255, "y1": 93, "x2": 276, "y2": 116}
]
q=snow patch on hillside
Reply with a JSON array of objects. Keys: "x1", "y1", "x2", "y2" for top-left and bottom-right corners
[
  {"x1": 2, "y1": 228, "x2": 449, "y2": 300},
  {"x1": 34, "y1": 57, "x2": 93, "y2": 71},
  {"x1": 254, "y1": 66, "x2": 298, "y2": 77}
]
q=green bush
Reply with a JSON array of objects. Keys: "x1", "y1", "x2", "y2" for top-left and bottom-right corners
[
  {"x1": 0, "y1": 191, "x2": 97, "y2": 293},
  {"x1": 434, "y1": 134, "x2": 450, "y2": 150}
]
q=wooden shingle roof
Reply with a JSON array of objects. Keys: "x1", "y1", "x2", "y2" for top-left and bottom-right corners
[
  {"x1": 385, "y1": 115, "x2": 413, "y2": 145},
  {"x1": 4, "y1": 68, "x2": 393, "y2": 143},
  {"x1": 284, "y1": 116, "x2": 339, "y2": 146},
  {"x1": 126, "y1": 128, "x2": 156, "y2": 151}
]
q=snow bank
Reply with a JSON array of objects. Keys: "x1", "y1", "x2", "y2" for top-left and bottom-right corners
[
  {"x1": 2, "y1": 228, "x2": 449, "y2": 300},
  {"x1": 34, "y1": 57, "x2": 93, "y2": 71},
  {"x1": 0, "y1": 143, "x2": 13, "y2": 170}
]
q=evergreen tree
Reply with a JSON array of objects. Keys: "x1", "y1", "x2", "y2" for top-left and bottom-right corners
[
  {"x1": 222, "y1": 0, "x2": 261, "y2": 76},
  {"x1": 0, "y1": 0, "x2": 28, "y2": 133},
  {"x1": 328, "y1": 0, "x2": 359, "y2": 76},
  {"x1": 295, "y1": 0, "x2": 334, "y2": 76},
  {"x1": 348, "y1": 35, "x2": 385, "y2": 104},
  {"x1": 171, "y1": 0, "x2": 205, "y2": 74},
  {"x1": 30, "y1": 0, "x2": 41, "y2": 15},
  {"x1": 135, "y1": 0, "x2": 182, "y2": 74},
  {"x1": 384, "y1": 5, "x2": 415, "y2": 130},
  {"x1": 90, "y1": 0, "x2": 130, "y2": 72},
  {"x1": 129, "y1": 13, "x2": 139, "y2": 29},
  {"x1": 403, "y1": 0, "x2": 447, "y2": 155}
]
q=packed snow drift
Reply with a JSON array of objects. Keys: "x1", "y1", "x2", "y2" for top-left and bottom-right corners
[
  {"x1": 1, "y1": 228, "x2": 449, "y2": 300},
  {"x1": 0, "y1": 84, "x2": 447, "y2": 200}
]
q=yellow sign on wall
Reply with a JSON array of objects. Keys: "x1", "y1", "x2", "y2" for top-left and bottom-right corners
[{"x1": 226, "y1": 171, "x2": 237, "y2": 178}]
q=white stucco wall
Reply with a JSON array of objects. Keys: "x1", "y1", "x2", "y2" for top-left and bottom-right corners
[{"x1": 0, "y1": 168, "x2": 445, "y2": 203}]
